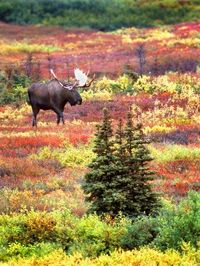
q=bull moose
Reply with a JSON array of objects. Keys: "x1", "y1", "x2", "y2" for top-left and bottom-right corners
[{"x1": 28, "y1": 69, "x2": 94, "y2": 126}]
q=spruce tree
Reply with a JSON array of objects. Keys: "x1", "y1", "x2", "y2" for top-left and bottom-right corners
[
  {"x1": 130, "y1": 122, "x2": 160, "y2": 215},
  {"x1": 120, "y1": 109, "x2": 143, "y2": 217},
  {"x1": 109, "y1": 118, "x2": 129, "y2": 215},
  {"x1": 122, "y1": 110, "x2": 160, "y2": 217},
  {"x1": 82, "y1": 108, "x2": 117, "y2": 216},
  {"x1": 83, "y1": 108, "x2": 160, "y2": 218}
]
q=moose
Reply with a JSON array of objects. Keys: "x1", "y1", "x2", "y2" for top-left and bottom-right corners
[{"x1": 28, "y1": 69, "x2": 95, "y2": 126}]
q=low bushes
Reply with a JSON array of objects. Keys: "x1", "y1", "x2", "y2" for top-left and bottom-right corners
[
  {"x1": 0, "y1": 72, "x2": 30, "y2": 105},
  {"x1": 120, "y1": 216, "x2": 158, "y2": 250},
  {"x1": 81, "y1": 75, "x2": 134, "y2": 101},
  {"x1": 0, "y1": 191, "x2": 199, "y2": 261},
  {"x1": 0, "y1": 42, "x2": 62, "y2": 55},
  {"x1": 0, "y1": 73, "x2": 199, "y2": 105},
  {"x1": 0, "y1": 85, "x2": 28, "y2": 105},
  {"x1": 153, "y1": 191, "x2": 200, "y2": 251},
  {"x1": 1, "y1": 245, "x2": 200, "y2": 266},
  {"x1": 149, "y1": 145, "x2": 200, "y2": 163},
  {"x1": 33, "y1": 142, "x2": 94, "y2": 168},
  {"x1": 0, "y1": 242, "x2": 60, "y2": 262}
]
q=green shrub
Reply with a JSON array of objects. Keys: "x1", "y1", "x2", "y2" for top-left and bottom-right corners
[
  {"x1": 0, "y1": 242, "x2": 61, "y2": 262},
  {"x1": 149, "y1": 145, "x2": 200, "y2": 163},
  {"x1": 22, "y1": 212, "x2": 57, "y2": 244},
  {"x1": 0, "y1": 211, "x2": 57, "y2": 246},
  {"x1": 0, "y1": 73, "x2": 30, "y2": 105},
  {"x1": 33, "y1": 143, "x2": 94, "y2": 168},
  {"x1": 0, "y1": 193, "x2": 199, "y2": 262},
  {"x1": 54, "y1": 209, "x2": 77, "y2": 252},
  {"x1": 153, "y1": 191, "x2": 200, "y2": 251},
  {"x1": 11, "y1": 73, "x2": 30, "y2": 87},
  {"x1": 0, "y1": 214, "x2": 26, "y2": 246},
  {"x1": 68, "y1": 214, "x2": 126, "y2": 257},
  {"x1": 120, "y1": 216, "x2": 158, "y2": 249}
]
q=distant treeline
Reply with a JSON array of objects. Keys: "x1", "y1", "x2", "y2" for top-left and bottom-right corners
[{"x1": 0, "y1": 0, "x2": 200, "y2": 30}]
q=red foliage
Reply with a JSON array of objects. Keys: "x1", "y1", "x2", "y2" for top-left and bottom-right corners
[
  {"x1": 152, "y1": 160, "x2": 200, "y2": 196},
  {"x1": 68, "y1": 134, "x2": 90, "y2": 146},
  {"x1": 173, "y1": 21, "x2": 200, "y2": 37},
  {"x1": 0, "y1": 136, "x2": 63, "y2": 149}
]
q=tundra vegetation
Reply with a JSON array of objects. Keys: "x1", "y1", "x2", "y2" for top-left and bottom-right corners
[{"x1": 0, "y1": 20, "x2": 199, "y2": 265}]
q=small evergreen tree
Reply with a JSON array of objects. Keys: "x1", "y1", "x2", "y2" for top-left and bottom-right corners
[
  {"x1": 83, "y1": 108, "x2": 160, "y2": 218},
  {"x1": 82, "y1": 108, "x2": 117, "y2": 216},
  {"x1": 110, "y1": 118, "x2": 129, "y2": 215},
  {"x1": 122, "y1": 110, "x2": 160, "y2": 217}
]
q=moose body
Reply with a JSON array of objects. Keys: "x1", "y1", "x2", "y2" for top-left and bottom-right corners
[{"x1": 28, "y1": 79, "x2": 82, "y2": 126}]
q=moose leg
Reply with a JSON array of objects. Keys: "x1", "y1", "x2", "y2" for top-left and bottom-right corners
[
  {"x1": 32, "y1": 106, "x2": 40, "y2": 127},
  {"x1": 53, "y1": 107, "x2": 64, "y2": 125},
  {"x1": 56, "y1": 114, "x2": 60, "y2": 125},
  {"x1": 57, "y1": 112, "x2": 64, "y2": 125},
  {"x1": 61, "y1": 113, "x2": 65, "y2": 124}
]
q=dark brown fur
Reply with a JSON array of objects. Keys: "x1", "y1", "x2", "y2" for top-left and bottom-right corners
[{"x1": 28, "y1": 79, "x2": 82, "y2": 126}]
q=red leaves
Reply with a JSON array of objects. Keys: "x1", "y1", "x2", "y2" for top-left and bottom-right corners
[
  {"x1": 69, "y1": 134, "x2": 89, "y2": 146},
  {"x1": 152, "y1": 160, "x2": 200, "y2": 196},
  {"x1": 0, "y1": 136, "x2": 63, "y2": 149},
  {"x1": 173, "y1": 21, "x2": 200, "y2": 37}
]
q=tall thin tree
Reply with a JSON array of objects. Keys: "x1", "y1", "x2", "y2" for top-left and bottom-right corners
[{"x1": 82, "y1": 108, "x2": 116, "y2": 215}]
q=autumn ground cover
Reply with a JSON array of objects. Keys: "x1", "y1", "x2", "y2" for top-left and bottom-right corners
[
  {"x1": 0, "y1": 21, "x2": 200, "y2": 265},
  {"x1": 0, "y1": 21, "x2": 200, "y2": 78},
  {"x1": 0, "y1": 73, "x2": 199, "y2": 213}
]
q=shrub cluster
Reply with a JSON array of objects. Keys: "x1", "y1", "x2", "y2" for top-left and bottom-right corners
[
  {"x1": 0, "y1": 70, "x2": 30, "y2": 105},
  {"x1": 2, "y1": 247, "x2": 200, "y2": 265},
  {"x1": 0, "y1": 72, "x2": 199, "y2": 105},
  {"x1": 33, "y1": 142, "x2": 94, "y2": 168},
  {"x1": 0, "y1": 191, "x2": 199, "y2": 261}
]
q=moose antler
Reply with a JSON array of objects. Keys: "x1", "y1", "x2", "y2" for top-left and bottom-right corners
[
  {"x1": 50, "y1": 69, "x2": 77, "y2": 90},
  {"x1": 50, "y1": 69, "x2": 58, "y2": 80},
  {"x1": 74, "y1": 68, "x2": 95, "y2": 88},
  {"x1": 50, "y1": 68, "x2": 95, "y2": 90},
  {"x1": 84, "y1": 73, "x2": 95, "y2": 88}
]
